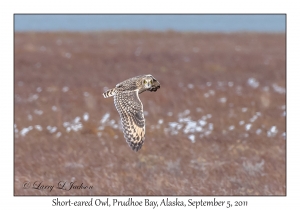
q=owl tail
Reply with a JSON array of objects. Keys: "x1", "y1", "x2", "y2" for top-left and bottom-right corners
[{"x1": 103, "y1": 88, "x2": 116, "y2": 98}]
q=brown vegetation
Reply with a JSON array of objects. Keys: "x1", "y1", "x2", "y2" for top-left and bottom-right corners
[{"x1": 14, "y1": 31, "x2": 285, "y2": 195}]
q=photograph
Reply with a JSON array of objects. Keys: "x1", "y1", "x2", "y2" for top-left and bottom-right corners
[{"x1": 14, "y1": 14, "x2": 286, "y2": 196}]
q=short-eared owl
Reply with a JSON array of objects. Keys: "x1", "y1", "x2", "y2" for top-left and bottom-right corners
[{"x1": 103, "y1": 74, "x2": 160, "y2": 151}]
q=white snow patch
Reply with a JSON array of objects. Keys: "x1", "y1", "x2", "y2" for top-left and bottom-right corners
[
  {"x1": 267, "y1": 126, "x2": 278, "y2": 137},
  {"x1": 74, "y1": 117, "x2": 80, "y2": 123},
  {"x1": 101, "y1": 113, "x2": 110, "y2": 124},
  {"x1": 183, "y1": 121, "x2": 198, "y2": 134},
  {"x1": 256, "y1": 129, "x2": 262, "y2": 135},
  {"x1": 249, "y1": 115, "x2": 258, "y2": 123},
  {"x1": 272, "y1": 84, "x2": 285, "y2": 94},
  {"x1": 169, "y1": 122, "x2": 178, "y2": 129},
  {"x1": 167, "y1": 112, "x2": 173, "y2": 116},
  {"x1": 209, "y1": 90, "x2": 215, "y2": 95},
  {"x1": 187, "y1": 84, "x2": 194, "y2": 89},
  {"x1": 242, "y1": 107, "x2": 248, "y2": 112},
  {"x1": 52, "y1": 106, "x2": 57, "y2": 111},
  {"x1": 56, "y1": 132, "x2": 61, "y2": 138},
  {"x1": 245, "y1": 123, "x2": 252, "y2": 131},
  {"x1": 83, "y1": 112, "x2": 89, "y2": 121},
  {"x1": 219, "y1": 97, "x2": 227, "y2": 103},
  {"x1": 62, "y1": 86, "x2": 69, "y2": 92},
  {"x1": 198, "y1": 120, "x2": 207, "y2": 126},
  {"x1": 63, "y1": 117, "x2": 83, "y2": 132},
  {"x1": 196, "y1": 126, "x2": 203, "y2": 132},
  {"x1": 47, "y1": 126, "x2": 57, "y2": 134},
  {"x1": 34, "y1": 109, "x2": 43, "y2": 115},
  {"x1": 188, "y1": 134, "x2": 195, "y2": 143},
  {"x1": 20, "y1": 126, "x2": 33, "y2": 136},
  {"x1": 229, "y1": 125, "x2": 235, "y2": 131},
  {"x1": 28, "y1": 94, "x2": 39, "y2": 102},
  {"x1": 34, "y1": 125, "x2": 42, "y2": 131},
  {"x1": 247, "y1": 78, "x2": 259, "y2": 88}
]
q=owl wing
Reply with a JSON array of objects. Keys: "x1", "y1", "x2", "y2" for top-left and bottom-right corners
[{"x1": 114, "y1": 90, "x2": 145, "y2": 151}]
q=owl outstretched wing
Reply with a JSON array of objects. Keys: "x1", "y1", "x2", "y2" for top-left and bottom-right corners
[{"x1": 114, "y1": 90, "x2": 145, "y2": 151}]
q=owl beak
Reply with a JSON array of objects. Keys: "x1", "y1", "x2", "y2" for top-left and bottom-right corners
[
  {"x1": 149, "y1": 80, "x2": 160, "y2": 92},
  {"x1": 155, "y1": 80, "x2": 160, "y2": 88}
]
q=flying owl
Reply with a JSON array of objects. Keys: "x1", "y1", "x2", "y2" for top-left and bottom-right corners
[{"x1": 103, "y1": 74, "x2": 160, "y2": 151}]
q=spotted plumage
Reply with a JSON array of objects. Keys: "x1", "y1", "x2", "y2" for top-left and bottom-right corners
[{"x1": 103, "y1": 74, "x2": 160, "y2": 151}]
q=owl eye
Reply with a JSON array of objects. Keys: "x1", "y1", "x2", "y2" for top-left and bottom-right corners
[
  {"x1": 150, "y1": 80, "x2": 153, "y2": 84},
  {"x1": 143, "y1": 80, "x2": 146, "y2": 84}
]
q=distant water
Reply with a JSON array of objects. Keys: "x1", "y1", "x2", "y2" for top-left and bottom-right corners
[{"x1": 14, "y1": 14, "x2": 285, "y2": 32}]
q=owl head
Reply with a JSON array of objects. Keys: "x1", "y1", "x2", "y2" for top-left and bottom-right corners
[
  {"x1": 143, "y1": 74, "x2": 160, "y2": 91},
  {"x1": 142, "y1": 76, "x2": 154, "y2": 88}
]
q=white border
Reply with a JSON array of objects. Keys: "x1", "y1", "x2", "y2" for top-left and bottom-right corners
[{"x1": 3, "y1": 0, "x2": 298, "y2": 209}]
